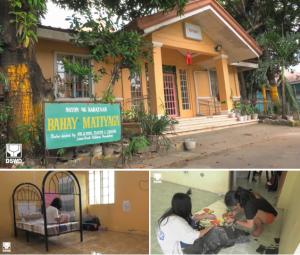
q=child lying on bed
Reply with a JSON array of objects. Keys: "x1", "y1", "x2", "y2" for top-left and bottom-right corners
[{"x1": 46, "y1": 198, "x2": 69, "y2": 224}]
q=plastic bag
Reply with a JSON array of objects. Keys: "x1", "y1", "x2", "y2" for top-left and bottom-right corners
[{"x1": 183, "y1": 226, "x2": 250, "y2": 254}]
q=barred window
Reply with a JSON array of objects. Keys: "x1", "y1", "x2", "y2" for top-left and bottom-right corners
[
  {"x1": 179, "y1": 69, "x2": 190, "y2": 110},
  {"x1": 89, "y1": 170, "x2": 115, "y2": 205},
  {"x1": 130, "y1": 73, "x2": 143, "y2": 108},
  {"x1": 55, "y1": 54, "x2": 92, "y2": 98},
  {"x1": 209, "y1": 70, "x2": 219, "y2": 97}
]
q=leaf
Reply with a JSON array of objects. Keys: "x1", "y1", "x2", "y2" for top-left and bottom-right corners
[
  {"x1": 23, "y1": 36, "x2": 30, "y2": 48},
  {"x1": 16, "y1": 1, "x2": 22, "y2": 8}
]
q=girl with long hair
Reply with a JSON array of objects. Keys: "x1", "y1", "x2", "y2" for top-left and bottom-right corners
[
  {"x1": 224, "y1": 187, "x2": 277, "y2": 237},
  {"x1": 157, "y1": 193, "x2": 216, "y2": 254},
  {"x1": 46, "y1": 198, "x2": 69, "y2": 224}
]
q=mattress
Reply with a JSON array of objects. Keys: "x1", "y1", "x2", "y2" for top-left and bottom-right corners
[{"x1": 16, "y1": 221, "x2": 79, "y2": 235}]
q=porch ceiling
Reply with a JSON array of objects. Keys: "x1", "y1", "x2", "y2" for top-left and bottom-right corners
[{"x1": 190, "y1": 9, "x2": 258, "y2": 69}]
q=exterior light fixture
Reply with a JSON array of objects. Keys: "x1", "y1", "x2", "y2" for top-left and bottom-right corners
[{"x1": 215, "y1": 45, "x2": 222, "y2": 52}]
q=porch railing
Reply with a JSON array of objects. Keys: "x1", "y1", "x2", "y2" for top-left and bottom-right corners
[
  {"x1": 127, "y1": 96, "x2": 150, "y2": 112},
  {"x1": 197, "y1": 97, "x2": 221, "y2": 116}
]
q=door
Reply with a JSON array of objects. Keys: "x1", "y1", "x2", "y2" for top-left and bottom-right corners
[
  {"x1": 163, "y1": 74, "x2": 178, "y2": 117},
  {"x1": 194, "y1": 71, "x2": 220, "y2": 116}
]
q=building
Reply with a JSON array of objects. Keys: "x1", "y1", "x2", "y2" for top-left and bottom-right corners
[{"x1": 35, "y1": 0, "x2": 262, "y2": 119}]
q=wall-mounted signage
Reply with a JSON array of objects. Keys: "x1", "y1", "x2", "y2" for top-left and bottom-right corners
[
  {"x1": 183, "y1": 22, "x2": 202, "y2": 41},
  {"x1": 44, "y1": 103, "x2": 121, "y2": 149}
]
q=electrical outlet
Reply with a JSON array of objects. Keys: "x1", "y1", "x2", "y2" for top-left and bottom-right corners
[{"x1": 184, "y1": 171, "x2": 188, "y2": 174}]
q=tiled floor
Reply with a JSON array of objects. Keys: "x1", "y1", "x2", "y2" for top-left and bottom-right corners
[
  {"x1": 0, "y1": 230, "x2": 149, "y2": 254},
  {"x1": 151, "y1": 171, "x2": 283, "y2": 254}
]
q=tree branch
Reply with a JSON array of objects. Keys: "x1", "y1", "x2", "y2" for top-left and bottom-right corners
[{"x1": 246, "y1": 22, "x2": 264, "y2": 34}]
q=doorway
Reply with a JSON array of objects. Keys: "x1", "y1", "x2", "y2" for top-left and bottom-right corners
[{"x1": 163, "y1": 73, "x2": 178, "y2": 117}]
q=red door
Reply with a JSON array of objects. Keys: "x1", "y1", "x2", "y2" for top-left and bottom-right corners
[{"x1": 163, "y1": 74, "x2": 178, "y2": 117}]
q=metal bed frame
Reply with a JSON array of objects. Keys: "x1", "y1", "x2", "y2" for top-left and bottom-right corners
[{"x1": 12, "y1": 171, "x2": 83, "y2": 251}]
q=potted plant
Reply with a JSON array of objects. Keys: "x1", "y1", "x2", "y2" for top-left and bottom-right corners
[
  {"x1": 184, "y1": 137, "x2": 196, "y2": 150},
  {"x1": 251, "y1": 107, "x2": 259, "y2": 120},
  {"x1": 170, "y1": 118, "x2": 179, "y2": 130},
  {"x1": 76, "y1": 145, "x2": 93, "y2": 158},
  {"x1": 137, "y1": 105, "x2": 171, "y2": 148},
  {"x1": 229, "y1": 111, "x2": 236, "y2": 118},
  {"x1": 238, "y1": 108, "x2": 245, "y2": 121},
  {"x1": 102, "y1": 142, "x2": 114, "y2": 156}
]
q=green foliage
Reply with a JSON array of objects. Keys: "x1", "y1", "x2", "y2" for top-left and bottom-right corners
[
  {"x1": 101, "y1": 91, "x2": 116, "y2": 103},
  {"x1": 66, "y1": 10, "x2": 153, "y2": 93},
  {"x1": 0, "y1": 102, "x2": 13, "y2": 161},
  {"x1": 271, "y1": 101, "x2": 282, "y2": 115},
  {"x1": 0, "y1": 102, "x2": 13, "y2": 123},
  {"x1": 61, "y1": 58, "x2": 102, "y2": 84},
  {"x1": 170, "y1": 117, "x2": 179, "y2": 124},
  {"x1": 277, "y1": 77, "x2": 300, "y2": 111},
  {"x1": 52, "y1": 0, "x2": 190, "y2": 21},
  {"x1": 137, "y1": 107, "x2": 170, "y2": 136},
  {"x1": 57, "y1": 148, "x2": 66, "y2": 156},
  {"x1": 0, "y1": 70, "x2": 9, "y2": 86},
  {"x1": 252, "y1": 107, "x2": 260, "y2": 114},
  {"x1": 123, "y1": 136, "x2": 149, "y2": 161},
  {"x1": 121, "y1": 106, "x2": 138, "y2": 123},
  {"x1": 8, "y1": 0, "x2": 46, "y2": 48},
  {"x1": 15, "y1": 114, "x2": 44, "y2": 158}
]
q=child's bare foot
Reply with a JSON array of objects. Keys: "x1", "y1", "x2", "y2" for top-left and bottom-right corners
[{"x1": 251, "y1": 226, "x2": 264, "y2": 237}]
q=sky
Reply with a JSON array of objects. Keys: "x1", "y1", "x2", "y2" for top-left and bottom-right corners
[{"x1": 42, "y1": 2, "x2": 300, "y2": 72}]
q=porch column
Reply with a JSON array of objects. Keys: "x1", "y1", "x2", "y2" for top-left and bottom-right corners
[
  {"x1": 121, "y1": 68, "x2": 132, "y2": 110},
  {"x1": 148, "y1": 41, "x2": 165, "y2": 116},
  {"x1": 214, "y1": 55, "x2": 233, "y2": 114}
]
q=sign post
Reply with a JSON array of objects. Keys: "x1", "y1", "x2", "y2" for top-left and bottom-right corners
[{"x1": 43, "y1": 102, "x2": 122, "y2": 168}]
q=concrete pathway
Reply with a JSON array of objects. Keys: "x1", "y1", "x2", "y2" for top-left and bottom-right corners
[{"x1": 138, "y1": 124, "x2": 300, "y2": 169}]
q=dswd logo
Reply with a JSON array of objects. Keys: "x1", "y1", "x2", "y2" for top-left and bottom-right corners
[
  {"x1": 2, "y1": 242, "x2": 11, "y2": 252},
  {"x1": 153, "y1": 173, "x2": 162, "y2": 183},
  {"x1": 6, "y1": 144, "x2": 22, "y2": 164}
]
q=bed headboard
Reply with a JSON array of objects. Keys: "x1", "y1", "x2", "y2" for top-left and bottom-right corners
[
  {"x1": 42, "y1": 171, "x2": 82, "y2": 233},
  {"x1": 12, "y1": 183, "x2": 43, "y2": 236}
]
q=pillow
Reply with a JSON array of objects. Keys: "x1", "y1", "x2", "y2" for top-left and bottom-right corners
[{"x1": 22, "y1": 213, "x2": 43, "y2": 222}]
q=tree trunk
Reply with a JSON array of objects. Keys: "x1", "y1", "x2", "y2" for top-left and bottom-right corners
[
  {"x1": 281, "y1": 66, "x2": 286, "y2": 118},
  {"x1": 0, "y1": 0, "x2": 53, "y2": 138},
  {"x1": 106, "y1": 61, "x2": 122, "y2": 95},
  {"x1": 238, "y1": 71, "x2": 248, "y2": 105},
  {"x1": 263, "y1": 49, "x2": 279, "y2": 102}
]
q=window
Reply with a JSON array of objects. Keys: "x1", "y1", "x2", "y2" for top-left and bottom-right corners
[
  {"x1": 89, "y1": 170, "x2": 114, "y2": 205},
  {"x1": 130, "y1": 73, "x2": 143, "y2": 108},
  {"x1": 209, "y1": 70, "x2": 219, "y2": 97},
  {"x1": 145, "y1": 64, "x2": 150, "y2": 97},
  {"x1": 179, "y1": 69, "x2": 190, "y2": 110},
  {"x1": 55, "y1": 54, "x2": 92, "y2": 99}
]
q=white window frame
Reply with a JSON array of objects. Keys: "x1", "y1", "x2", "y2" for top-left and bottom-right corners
[
  {"x1": 179, "y1": 68, "x2": 191, "y2": 110},
  {"x1": 88, "y1": 170, "x2": 115, "y2": 205},
  {"x1": 54, "y1": 51, "x2": 95, "y2": 101}
]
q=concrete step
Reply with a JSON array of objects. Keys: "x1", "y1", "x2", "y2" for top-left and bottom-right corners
[
  {"x1": 165, "y1": 119, "x2": 258, "y2": 135},
  {"x1": 177, "y1": 117, "x2": 239, "y2": 127},
  {"x1": 178, "y1": 115, "x2": 228, "y2": 123}
]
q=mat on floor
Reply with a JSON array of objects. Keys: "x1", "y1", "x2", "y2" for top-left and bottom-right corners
[
  {"x1": 183, "y1": 226, "x2": 250, "y2": 254},
  {"x1": 194, "y1": 199, "x2": 229, "y2": 227}
]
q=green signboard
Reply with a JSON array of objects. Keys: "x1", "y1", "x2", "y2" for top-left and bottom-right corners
[{"x1": 44, "y1": 103, "x2": 121, "y2": 150}]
